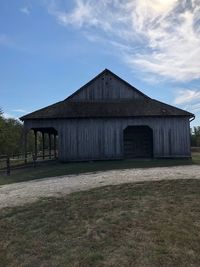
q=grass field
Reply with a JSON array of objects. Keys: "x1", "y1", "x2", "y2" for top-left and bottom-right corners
[
  {"x1": 1, "y1": 179, "x2": 200, "y2": 266},
  {"x1": 0, "y1": 152, "x2": 200, "y2": 186}
]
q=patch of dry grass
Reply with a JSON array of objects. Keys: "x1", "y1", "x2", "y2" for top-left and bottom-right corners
[{"x1": 1, "y1": 179, "x2": 200, "y2": 266}]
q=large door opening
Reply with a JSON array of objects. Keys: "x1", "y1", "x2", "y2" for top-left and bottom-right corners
[{"x1": 123, "y1": 126, "x2": 153, "y2": 158}]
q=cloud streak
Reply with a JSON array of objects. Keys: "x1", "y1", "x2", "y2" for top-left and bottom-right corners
[
  {"x1": 174, "y1": 89, "x2": 200, "y2": 105},
  {"x1": 174, "y1": 88, "x2": 200, "y2": 116},
  {"x1": 12, "y1": 109, "x2": 27, "y2": 113},
  {"x1": 48, "y1": 0, "x2": 200, "y2": 81},
  {"x1": 20, "y1": 7, "x2": 30, "y2": 15}
]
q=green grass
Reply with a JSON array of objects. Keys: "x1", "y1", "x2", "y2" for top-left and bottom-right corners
[
  {"x1": 1, "y1": 179, "x2": 200, "y2": 266},
  {"x1": 0, "y1": 154, "x2": 197, "y2": 185}
]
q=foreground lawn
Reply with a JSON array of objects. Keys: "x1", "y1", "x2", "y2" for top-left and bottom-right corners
[
  {"x1": 1, "y1": 179, "x2": 200, "y2": 266},
  {"x1": 0, "y1": 153, "x2": 199, "y2": 185}
]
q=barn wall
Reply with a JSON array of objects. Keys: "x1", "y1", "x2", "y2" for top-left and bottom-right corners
[
  {"x1": 68, "y1": 72, "x2": 146, "y2": 101},
  {"x1": 24, "y1": 117, "x2": 191, "y2": 161}
]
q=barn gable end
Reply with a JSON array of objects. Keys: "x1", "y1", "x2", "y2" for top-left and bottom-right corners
[{"x1": 67, "y1": 69, "x2": 148, "y2": 101}]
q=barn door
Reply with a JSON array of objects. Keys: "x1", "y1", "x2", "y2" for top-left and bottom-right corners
[{"x1": 123, "y1": 126, "x2": 153, "y2": 158}]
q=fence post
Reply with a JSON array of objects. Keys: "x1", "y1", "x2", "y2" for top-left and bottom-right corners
[{"x1": 6, "y1": 157, "x2": 10, "y2": 176}]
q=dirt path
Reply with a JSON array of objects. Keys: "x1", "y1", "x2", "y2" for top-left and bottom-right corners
[{"x1": 0, "y1": 165, "x2": 200, "y2": 209}]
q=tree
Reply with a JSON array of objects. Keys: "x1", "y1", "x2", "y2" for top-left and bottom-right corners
[
  {"x1": 191, "y1": 126, "x2": 200, "y2": 147},
  {"x1": 0, "y1": 116, "x2": 23, "y2": 156},
  {"x1": 0, "y1": 110, "x2": 36, "y2": 156}
]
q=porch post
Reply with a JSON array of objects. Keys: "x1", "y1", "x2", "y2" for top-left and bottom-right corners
[
  {"x1": 34, "y1": 129, "x2": 38, "y2": 159},
  {"x1": 49, "y1": 133, "x2": 51, "y2": 159},
  {"x1": 54, "y1": 134, "x2": 57, "y2": 158},
  {"x1": 24, "y1": 129, "x2": 27, "y2": 164},
  {"x1": 42, "y1": 132, "x2": 45, "y2": 159}
]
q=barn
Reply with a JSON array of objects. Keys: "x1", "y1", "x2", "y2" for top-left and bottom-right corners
[{"x1": 20, "y1": 69, "x2": 194, "y2": 161}]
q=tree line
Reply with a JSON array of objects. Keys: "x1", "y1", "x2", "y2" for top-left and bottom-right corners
[
  {"x1": 0, "y1": 110, "x2": 40, "y2": 156},
  {"x1": 191, "y1": 126, "x2": 200, "y2": 147}
]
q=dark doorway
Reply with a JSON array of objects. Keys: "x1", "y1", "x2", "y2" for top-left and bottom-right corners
[{"x1": 123, "y1": 126, "x2": 153, "y2": 158}]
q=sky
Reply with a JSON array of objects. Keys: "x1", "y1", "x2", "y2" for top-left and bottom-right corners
[{"x1": 0, "y1": 0, "x2": 200, "y2": 126}]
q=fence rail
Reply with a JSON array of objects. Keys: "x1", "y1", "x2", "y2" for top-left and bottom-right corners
[{"x1": 0, "y1": 150, "x2": 57, "y2": 175}]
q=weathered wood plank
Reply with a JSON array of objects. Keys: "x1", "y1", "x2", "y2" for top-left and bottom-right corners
[
  {"x1": 69, "y1": 72, "x2": 146, "y2": 101},
  {"x1": 24, "y1": 116, "x2": 191, "y2": 161}
]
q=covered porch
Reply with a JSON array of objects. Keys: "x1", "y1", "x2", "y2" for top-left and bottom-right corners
[{"x1": 24, "y1": 127, "x2": 58, "y2": 163}]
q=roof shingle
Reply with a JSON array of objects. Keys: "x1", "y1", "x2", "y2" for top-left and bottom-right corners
[
  {"x1": 20, "y1": 99, "x2": 193, "y2": 120},
  {"x1": 20, "y1": 69, "x2": 194, "y2": 121}
]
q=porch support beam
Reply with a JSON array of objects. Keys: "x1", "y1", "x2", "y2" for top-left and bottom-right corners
[
  {"x1": 54, "y1": 134, "x2": 57, "y2": 158},
  {"x1": 42, "y1": 132, "x2": 45, "y2": 160},
  {"x1": 49, "y1": 133, "x2": 51, "y2": 159},
  {"x1": 34, "y1": 129, "x2": 38, "y2": 159}
]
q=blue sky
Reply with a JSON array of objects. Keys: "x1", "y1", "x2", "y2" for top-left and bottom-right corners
[{"x1": 1, "y1": 0, "x2": 200, "y2": 126}]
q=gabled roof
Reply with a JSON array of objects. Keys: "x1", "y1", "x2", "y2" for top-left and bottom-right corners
[
  {"x1": 20, "y1": 99, "x2": 193, "y2": 120},
  {"x1": 20, "y1": 69, "x2": 194, "y2": 121}
]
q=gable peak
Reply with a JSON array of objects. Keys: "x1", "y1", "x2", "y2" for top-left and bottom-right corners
[{"x1": 66, "y1": 68, "x2": 149, "y2": 101}]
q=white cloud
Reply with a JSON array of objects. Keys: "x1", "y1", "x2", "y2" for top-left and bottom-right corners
[
  {"x1": 173, "y1": 88, "x2": 200, "y2": 119},
  {"x1": 20, "y1": 7, "x2": 30, "y2": 15},
  {"x1": 174, "y1": 89, "x2": 200, "y2": 105},
  {"x1": 47, "y1": 0, "x2": 200, "y2": 81},
  {"x1": 3, "y1": 113, "x2": 16, "y2": 119},
  {"x1": 12, "y1": 109, "x2": 26, "y2": 113},
  {"x1": 2, "y1": 109, "x2": 26, "y2": 120},
  {"x1": 188, "y1": 103, "x2": 200, "y2": 113}
]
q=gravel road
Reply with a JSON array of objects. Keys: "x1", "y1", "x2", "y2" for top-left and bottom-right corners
[{"x1": 0, "y1": 165, "x2": 200, "y2": 209}]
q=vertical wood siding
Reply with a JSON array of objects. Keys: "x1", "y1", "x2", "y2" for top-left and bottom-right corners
[
  {"x1": 24, "y1": 116, "x2": 191, "y2": 161},
  {"x1": 68, "y1": 72, "x2": 146, "y2": 101}
]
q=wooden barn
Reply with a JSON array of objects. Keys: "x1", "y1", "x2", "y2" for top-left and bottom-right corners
[{"x1": 20, "y1": 69, "x2": 194, "y2": 161}]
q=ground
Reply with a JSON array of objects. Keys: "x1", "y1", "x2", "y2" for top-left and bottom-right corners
[
  {"x1": 1, "y1": 165, "x2": 200, "y2": 209},
  {"x1": 1, "y1": 154, "x2": 199, "y2": 185},
  {"x1": 1, "y1": 179, "x2": 200, "y2": 267},
  {"x1": 1, "y1": 155, "x2": 200, "y2": 266}
]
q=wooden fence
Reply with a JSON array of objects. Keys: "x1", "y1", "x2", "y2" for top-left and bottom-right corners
[{"x1": 0, "y1": 150, "x2": 57, "y2": 176}]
